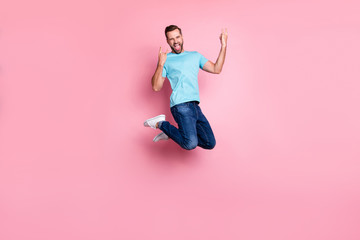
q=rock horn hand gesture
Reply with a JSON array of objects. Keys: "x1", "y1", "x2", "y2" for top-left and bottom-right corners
[
  {"x1": 158, "y1": 47, "x2": 168, "y2": 66},
  {"x1": 220, "y1": 28, "x2": 228, "y2": 47}
]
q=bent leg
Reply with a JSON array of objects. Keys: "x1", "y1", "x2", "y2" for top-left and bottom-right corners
[
  {"x1": 196, "y1": 106, "x2": 216, "y2": 150},
  {"x1": 159, "y1": 103, "x2": 198, "y2": 150}
]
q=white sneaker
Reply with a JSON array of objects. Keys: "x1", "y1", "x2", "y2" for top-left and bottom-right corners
[
  {"x1": 144, "y1": 114, "x2": 165, "y2": 129},
  {"x1": 153, "y1": 132, "x2": 169, "y2": 142}
]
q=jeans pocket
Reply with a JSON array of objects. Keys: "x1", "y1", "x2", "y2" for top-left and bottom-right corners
[{"x1": 176, "y1": 104, "x2": 192, "y2": 114}]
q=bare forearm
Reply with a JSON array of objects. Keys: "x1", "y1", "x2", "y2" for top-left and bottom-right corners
[
  {"x1": 151, "y1": 64, "x2": 164, "y2": 91},
  {"x1": 214, "y1": 45, "x2": 227, "y2": 73}
]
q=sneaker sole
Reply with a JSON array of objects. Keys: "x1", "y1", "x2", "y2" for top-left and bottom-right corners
[
  {"x1": 153, "y1": 133, "x2": 169, "y2": 142},
  {"x1": 144, "y1": 114, "x2": 165, "y2": 126}
]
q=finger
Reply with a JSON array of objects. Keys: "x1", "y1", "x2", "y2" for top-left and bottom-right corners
[
  {"x1": 159, "y1": 47, "x2": 162, "y2": 53},
  {"x1": 225, "y1": 28, "x2": 228, "y2": 34},
  {"x1": 166, "y1": 49, "x2": 169, "y2": 53}
]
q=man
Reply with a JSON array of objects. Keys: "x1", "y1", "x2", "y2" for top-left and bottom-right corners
[{"x1": 144, "y1": 25, "x2": 228, "y2": 150}]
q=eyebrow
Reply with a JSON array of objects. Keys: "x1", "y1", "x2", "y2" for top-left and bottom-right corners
[{"x1": 169, "y1": 36, "x2": 180, "y2": 40}]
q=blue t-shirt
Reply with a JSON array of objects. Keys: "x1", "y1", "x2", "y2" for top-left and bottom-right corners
[{"x1": 162, "y1": 51, "x2": 208, "y2": 108}]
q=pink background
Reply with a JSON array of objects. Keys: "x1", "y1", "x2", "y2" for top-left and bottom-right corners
[{"x1": 1, "y1": 0, "x2": 360, "y2": 239}]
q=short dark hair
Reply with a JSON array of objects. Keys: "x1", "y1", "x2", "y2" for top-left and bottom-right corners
[{"x1": 165, "y1": 25, "x2": 182, "y2": 39}]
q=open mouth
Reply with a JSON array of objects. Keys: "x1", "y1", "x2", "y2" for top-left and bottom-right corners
[{"x1": 174, "y1": 43, "x2": 181, "y2": 51}]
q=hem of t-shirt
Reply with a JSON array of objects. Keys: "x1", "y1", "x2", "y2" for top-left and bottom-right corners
[{"x1": 170, "y1": 99, "x2": 200, "y2": 108}]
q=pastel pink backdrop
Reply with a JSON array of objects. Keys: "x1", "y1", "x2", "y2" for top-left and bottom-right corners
[{"x1": 1, "y1": 0, "x2": 359, "y2": 239}]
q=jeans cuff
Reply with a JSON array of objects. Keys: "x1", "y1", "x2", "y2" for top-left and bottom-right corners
[{"x1": 158, "y1": 121, "x2": 163, "y2": 129}]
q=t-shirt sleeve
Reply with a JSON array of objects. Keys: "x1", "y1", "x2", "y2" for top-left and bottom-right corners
[
  {"x1": 198, "y1": 52, "x2": 209, "y2": 69},
  {"x1": 162, "y1": 65, "x2": 167, "y2": 78}
]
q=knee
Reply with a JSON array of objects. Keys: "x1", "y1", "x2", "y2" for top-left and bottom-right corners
[
  {"x1": 204, "y1": 139, "x2": 216, "y2": 150},
  {"x1": 182, "y1": 137, "x2": 198, "y2": 150},
  {"x1": 208, "y1": 140, "x2": 216, "y2": 149}
]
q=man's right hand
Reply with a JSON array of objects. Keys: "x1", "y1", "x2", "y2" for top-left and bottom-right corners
[{"x1": 158, "y1": 47, "x2": 168, "y2": 66}]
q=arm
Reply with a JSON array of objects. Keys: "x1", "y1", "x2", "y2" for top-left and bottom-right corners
[
  {"x1": 202, "y1": 28, "x2": 228, "y2": 74},
  {"x1": 151, "y1": 47, "x2": 168, "y2": 91}
]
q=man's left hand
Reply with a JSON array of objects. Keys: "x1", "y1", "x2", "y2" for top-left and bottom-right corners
[{"x1": 219, "y1": 28, "x2": 228, "y2": 47}]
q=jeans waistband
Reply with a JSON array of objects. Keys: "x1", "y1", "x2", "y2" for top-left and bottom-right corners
[
  {"x1": 188, "y1": 101, "x2": 199, "y2": 105},
  {"x1": 171, "y1": 101, "x2": 199, "y2": 110}
]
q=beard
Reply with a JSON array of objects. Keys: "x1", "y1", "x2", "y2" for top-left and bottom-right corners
[{"x1": 171, "y1": 42, "x2": 184, "y2": 54}]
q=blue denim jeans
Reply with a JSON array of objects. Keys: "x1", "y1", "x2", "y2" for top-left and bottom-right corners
[{"x1": 159, "y1": 101, "x2": 216, "y2": 150}]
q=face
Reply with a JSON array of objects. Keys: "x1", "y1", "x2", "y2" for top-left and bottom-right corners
[{"x1": 166, "y1": 29, "x2": 184, "y2": 54}]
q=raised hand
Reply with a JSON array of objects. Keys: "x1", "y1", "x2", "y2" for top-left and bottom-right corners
[
  {"x1": 158, "y1": 47, "x2": 168, "y2": 66},
  {"x1": 219, "y1": 28, "x2": 228, "y2": 47}
]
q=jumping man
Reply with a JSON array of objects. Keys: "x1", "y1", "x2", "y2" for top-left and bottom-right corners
[{"x1": 144, "y1": 25, "x2": 228, "y2": 150}]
